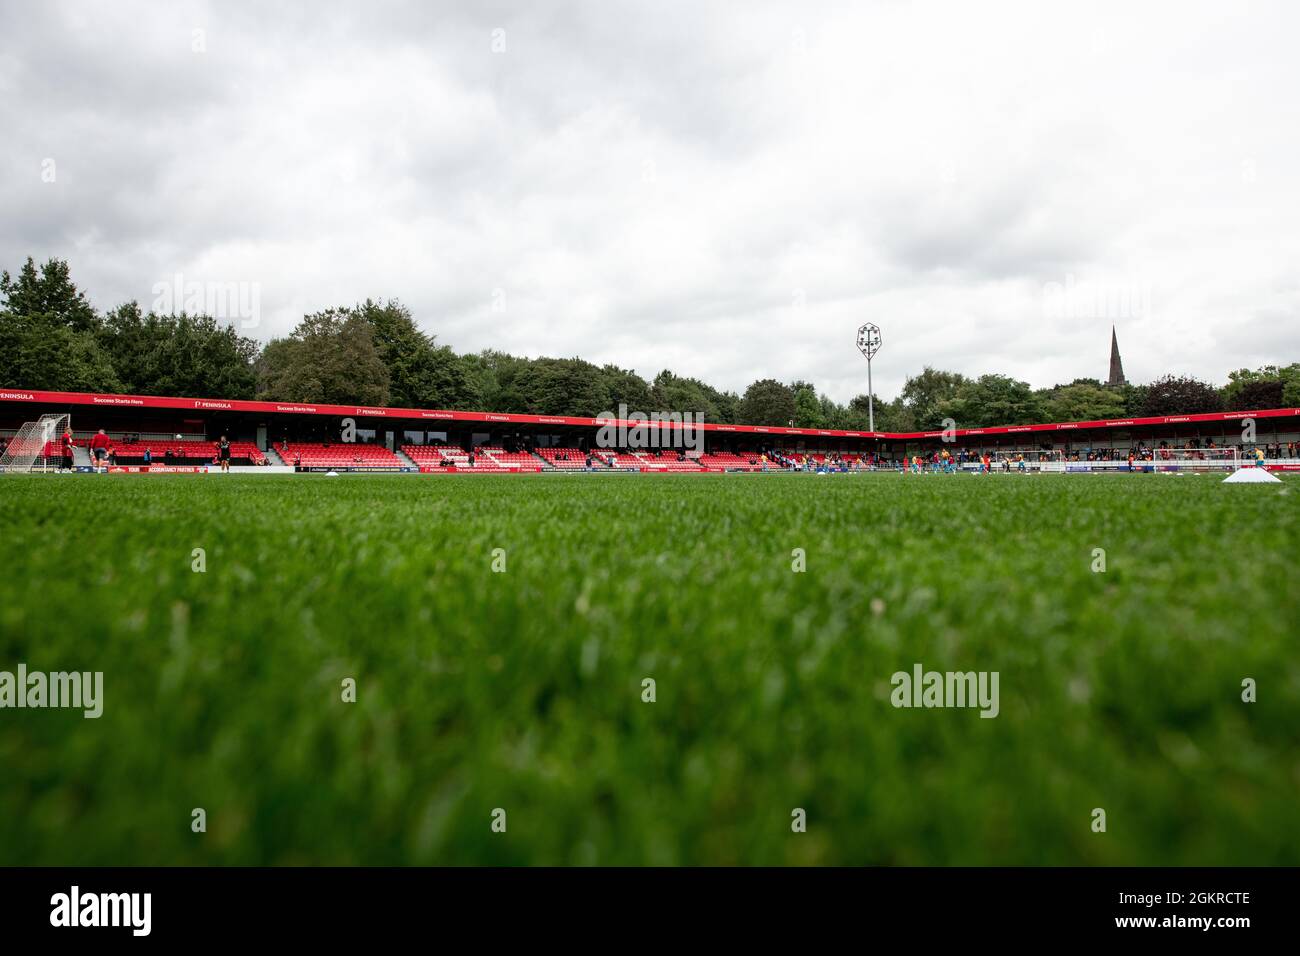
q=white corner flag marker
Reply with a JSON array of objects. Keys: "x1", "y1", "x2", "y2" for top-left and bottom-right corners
[{"x1": 1222, "y1": 467, "x2": 1282, "y2": 484}]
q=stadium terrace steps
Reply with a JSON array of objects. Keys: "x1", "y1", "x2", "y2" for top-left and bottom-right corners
[
  {"x1": 477, "y1": 447, "x2": 544, "y2": 471},
  {"x1": 400, "y1": 444, "x2": 534, "y2": 473},
  {"x1": 276, "y1": 442, "x2": 401, "y2": 469},
  {"x1": 536, "y1": 447, "x2": 591, "y2": 470},
  {"x1": 698, "y1": 451, "x2": 766, "y2": 471},
  {"x1": 394, "y1": 447, "x2": 419, "y2": 470},
  {"x1": 628, "y1": 450, "x2": 705, "y2": 472},
  {"x1": 262, "y1": 445, "x2": 286, "y2": 466}
]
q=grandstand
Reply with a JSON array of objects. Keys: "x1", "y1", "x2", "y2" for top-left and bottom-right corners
[{"x1": 1, "y1": 387, "x2": 1298, "y2": 475}]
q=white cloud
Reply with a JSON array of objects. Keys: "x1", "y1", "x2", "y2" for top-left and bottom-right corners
[{"x1": 2, "y1": 0, "x2": 1298, "y2": 402}]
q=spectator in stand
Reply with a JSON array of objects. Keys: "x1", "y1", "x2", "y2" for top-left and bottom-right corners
[
  {"x1": 89, "y1": 429, "x2": 112, "y2": 470},
  {"x1": 143, "y1": 446, "x2": 152, "y2": 466}
]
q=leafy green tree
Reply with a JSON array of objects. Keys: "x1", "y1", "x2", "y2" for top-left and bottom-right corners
[
  {"x1": 1226, "y1": 377, "x2": 1284, "y2": 411},
  {"x1": 0, "y1": 257, "x2": 99, "y2": 334},
  {"x1": 99, "y1": 303, "x2": 257, "y2": 398},
  {"x1": 818, "y1": 394, "x2": 852, "y2": 429},
  {"x1": 1222, "y1": 365, "x2": 1293, "y2": 411},
  {"x1": 1119, "y1": 383, "x2": 1148, "y2": 417},
  {"x1": 876, "y1": 396, "x2": 916, "y2": 432},
  {"x1": 0, "y1": 312, "x2": 121, "y2": 392},
  {"x1": 701, "y1": 382, "x2": 739, "y2": 424},
  {"x1": 97, "y1": 303, "x2": 153, "y2": 391},
  {"x1": 257, "y1": 308, "x2": 390, "y2": 406},
  {"x1": 651, "y1": 370, "x2": 737, "y2": 423},
  {"x1": 1281, "y1": 364, "x2": 1300, "y2": 406},
  {"x1": 940, "y1": 374, "x2": 1043, "y2": 428},
  {"x1": 842, "y1": 393, "x2": 876, "y2": 430},
  {"x1": 461, "y1": 349, "x2": 527, "y2": 412},
  {"x1": 150, "y1": 314, "x2": 258, "y2": 399},
  {"x1": 357, "y1": 299, "x2": 476, "y2": 409},
  {"x1": 900, "y1": 367, "x2": 967, "y2": 429},
  {"x1": 792, "y1": 383, "x2": 824, "y2": 428},
  {"x1": 0, "y1": 256, "x2": 118, "y2": 391},
  {"x1": 738, "y1": 378, "x2": 796, "y2": 426},
  {"x1": 506, "y1": 357, "x2": 612, "y2": 416},
  {"x1": 597, "y1": 365, "x2": 654, "y2": 413},
  {"x1": 1139, "y1": 375, "x2": 1223, "y2": 416},
  {"x1": 1040, "y1": 381, "x2": 1127, "y2": 422}
]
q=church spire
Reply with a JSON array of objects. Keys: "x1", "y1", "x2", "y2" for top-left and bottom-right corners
[{"x1": 1107, "y1": 325, "x2": 1127, "y2": 387}]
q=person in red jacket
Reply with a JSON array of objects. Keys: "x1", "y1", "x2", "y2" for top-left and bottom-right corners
[
  {"x1": 61, "y1": 429, "x2": 74, "y2": 470},
  {"x1": 89, "y1": 429, "x2": 112, "y2": 470}
]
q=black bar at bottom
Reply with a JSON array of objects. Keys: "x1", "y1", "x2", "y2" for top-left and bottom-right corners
[{"x1": 0, "y1": 866, "x2": 1283, "y2": 942}]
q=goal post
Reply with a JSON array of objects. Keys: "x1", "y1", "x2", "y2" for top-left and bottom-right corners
[
  {"x1": 1148, "y1": 446, "x2": 1241, "y2": 472},
  {"x1": 0, "y1": 414, "x2": 72, "y2": 474},
  {"x1": 1023, "y1": 449, "x2": 1066, "y2": 473},
  {"x1": 965, "y1": 449, "x2": 1065, "y2": 472}
]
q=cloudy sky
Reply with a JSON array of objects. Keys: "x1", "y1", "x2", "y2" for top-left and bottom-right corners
[{"x1": 2, "y1": 0, "x2": 1298, "y2": 402}]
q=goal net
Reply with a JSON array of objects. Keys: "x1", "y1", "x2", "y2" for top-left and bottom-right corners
[
  {"x1": 0, "y1": 414, "x2": 72, "y2": 474},
  {"x1": 969, "y1": 449, "x2": 1065, "y2": 473},
  {"x1": 1147, "y1": 446, "x2": 1241, "y2": 472},
  {"x1": 1026, "y1": 449, "x2": 1066, "y2": 473}
]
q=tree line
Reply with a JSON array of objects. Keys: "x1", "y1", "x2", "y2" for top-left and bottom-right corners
[{"x1": 2, "y1": 256, "x2": 1296, "y2": 430}]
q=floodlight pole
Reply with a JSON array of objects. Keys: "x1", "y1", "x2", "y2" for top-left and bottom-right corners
[
  {"x1": 856, "y1": 323, "x2": 882, "y2": 433},
  {"x1": 867, "y1": 360, "x2": 874, "y2": 432}
]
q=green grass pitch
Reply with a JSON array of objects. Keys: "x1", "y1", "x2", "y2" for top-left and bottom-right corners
[{"x1": 1, "y1": 471, "x2": 1297, "y2": 865}]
